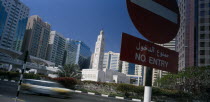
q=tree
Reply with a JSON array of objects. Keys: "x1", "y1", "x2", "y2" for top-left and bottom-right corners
[
  {"x1": 57, "y1": 64, "x2": 81, "y2": 79},
  {"x1": 156, "y1": 66, "x2": 210, "y2": 99}
]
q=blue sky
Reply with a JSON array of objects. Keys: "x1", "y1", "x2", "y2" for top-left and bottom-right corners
[{"x1": 21, "y1": 0, "x2": 145, "y2": 53}]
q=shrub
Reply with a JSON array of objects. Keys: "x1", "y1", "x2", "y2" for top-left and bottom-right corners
[
  {"x1": 133, "y1": 86, "x2": 144, "y2": 96},
  {"x1": 23, "y1": 73, "x2": 41, "y2": 80},
  {"x1": 53, "y1": 77, "x2": 77, "y2": 89},
  {"x1": 116, "y1": 84, "x2": 136, "y2": 98}
]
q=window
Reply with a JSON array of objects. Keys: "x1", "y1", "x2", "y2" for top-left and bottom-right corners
[
  {"x1": 200, "y1": 4, "x2": 205, "y2": 8},
  {"x1": 200, "y1": 26, "x2": 205, "y2": 31},
  {"x1": 200, "y1": 59, "x2": 205, "y2": 64},
  {"x1": 200, "y1": 18, "x2": 205, "y2": 23},
  {"x1": 200, "y1": 50, "x2": 205, "y2": 55},
  {"x1": 200, "y1": 34, "x2": 205, "y2": 39},
  {"x1": 200, "y1": 42, "x2": 205, "y2": 47},
  {"x1": 200, "y1": 11, "x2": 205, "y2": 16}
]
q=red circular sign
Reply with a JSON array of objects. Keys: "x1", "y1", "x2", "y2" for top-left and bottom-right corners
[{"x1": 127, "y1": 0, "x2": 180, "y2": 44}]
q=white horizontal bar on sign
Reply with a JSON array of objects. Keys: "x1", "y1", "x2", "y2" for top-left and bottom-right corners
[{"x1": 131, "y1": 0, "x2": 178, "y2": 24}]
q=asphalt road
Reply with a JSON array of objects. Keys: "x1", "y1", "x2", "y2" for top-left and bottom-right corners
[{"x1": 0, "y1": 80, "x2": 133, "y2": 102}]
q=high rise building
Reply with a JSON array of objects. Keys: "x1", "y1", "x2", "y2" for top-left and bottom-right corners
[
  {"x1": 194, "y1": 0, "x2": 210, "y2": 66},
  {"x1": 176, "y1": 0, "x2": 210, "y2": 68},
  {"x1": 46, "y1": 31, "x2": 66, "y2": 66},
  {"x1": 64, "y1": 38, "x2": 91, "y2": 69},
  {"x1": 0, "y1": 0, "x2": 29, "y2": 51},
  {"x1": 176, "y1": 0, "x2": 195, "y2": 70},
  {"x1": 92, "y1": 30, "x2": 105, "y2": 70},
  {"x1": 103, "y1": 51, "x2": 121, "y2": 71},
  {"x1": 22, "y1": 15, "x2": 51, "y2": 59},
  {"x1": 75, "y1": 41, "x2": 91, "y2": 69}
]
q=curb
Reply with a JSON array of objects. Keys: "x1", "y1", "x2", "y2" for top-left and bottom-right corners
[
  {"x1": 3, "y1": 79, "x2": 8, "y2": 81},
  {"x1": 101, "y1": 94, "x2": 109, "y2": 97},
  {"x1": 115, "y1": 96, "x2": 124, "y2": 99},
  {"x1": 74, "y1": 90, "x2": 82, "y2": 93},
  {"x1": 87, "y1": 92, "x2": 95, "y2": 95},
  {"x1": 73, "y1": 90, "x2": 142, "y2": 102},
  {"x1": 132, "y1": 99, "x2": 142, "y2": 102},
  {"x1": 1, "y1": 79, "x2": 17, "y2": 83}
]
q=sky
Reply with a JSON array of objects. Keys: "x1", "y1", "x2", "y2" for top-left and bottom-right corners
[{"x1": 20, "y1": 0, "x2": 145, "y2": 53}]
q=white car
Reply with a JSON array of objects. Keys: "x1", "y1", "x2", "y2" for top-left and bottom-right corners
[{"x1": 21, "y1": 79, "x2": 72, "y2": 98}]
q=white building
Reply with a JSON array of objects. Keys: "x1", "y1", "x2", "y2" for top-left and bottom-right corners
[
  {"x1": 121, "y1": 61, "x2": 144, "y2": 85},
  {"x1": 103, "y1": 51, "x2": 121, "y2": 71},
  {"x1": 82, "y1": 30, "x2": 129, "y2": 83}
]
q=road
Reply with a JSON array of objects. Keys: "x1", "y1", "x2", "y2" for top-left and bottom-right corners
[{"x1": 0, "y1": 80, "x2": 133, "y2": 102}]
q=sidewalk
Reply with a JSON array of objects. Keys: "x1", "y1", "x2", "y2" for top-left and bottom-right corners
[{"x1": 0, "y1": 95, "x2": 25, "y2": 102}]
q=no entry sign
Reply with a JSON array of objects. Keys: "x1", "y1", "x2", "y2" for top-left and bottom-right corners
[
  {"x1": 127, "y1": 0, "x2": 180, "y2": 44},
  {"x1": 120, "y1": 33, "x2": 178, "y2": 73}
]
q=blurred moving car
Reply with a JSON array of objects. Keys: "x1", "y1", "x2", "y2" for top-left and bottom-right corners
[{"x1": 21, "y1": 79, "x2": 72, "y2": 98}]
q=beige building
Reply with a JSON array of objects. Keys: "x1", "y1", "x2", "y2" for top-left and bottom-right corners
[{"x1": 22, "y1": 15, "x2": 51, "y2": 60}]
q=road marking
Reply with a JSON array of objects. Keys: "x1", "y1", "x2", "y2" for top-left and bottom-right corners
[{"x1": 130, "y1": 0, "x2": 178, "y2": 24}]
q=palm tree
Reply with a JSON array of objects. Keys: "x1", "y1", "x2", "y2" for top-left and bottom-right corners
[{"x1": 57, "y1": 64, "x2": 81, "y2": 79}]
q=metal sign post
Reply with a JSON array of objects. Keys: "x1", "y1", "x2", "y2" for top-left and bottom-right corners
[
  {"x1": 15, "y1": 51, "x2": 29, "y2": 102},
  {"x1": 144, "y1": 67, "x2": 153, "y2": 102}
]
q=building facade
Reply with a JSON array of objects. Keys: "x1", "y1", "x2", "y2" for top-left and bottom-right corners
[
  {"x1": 46, "y1": 31, "x2": 66, "y2": 66},
  {"x1": 22, "y1": 15, "x2": 51, "y2": 59},
  {"x1": 176, "y1": 0, "x2": 195, "y2": 70},
  {"x1": 0, "y1": 0, "x2": 29, "y2": 52},
  {"x1": 103, "y1": 51, "x2": 121, "y2": 71},
  {"x1": 64, "y1": 38, "x2": 91, "y2": 69},
  {"x1": 194, "y1": 0, "x2": 210, "y2": 66}
]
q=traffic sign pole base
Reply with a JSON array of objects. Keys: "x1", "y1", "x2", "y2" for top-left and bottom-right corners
[{"x1": 144, "y1": 86, "x2": 152, "y2": 102}]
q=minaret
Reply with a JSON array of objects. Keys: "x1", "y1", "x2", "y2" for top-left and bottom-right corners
[{"x1": 92, "y1": 30, "x2": 105, "y2": 70}]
